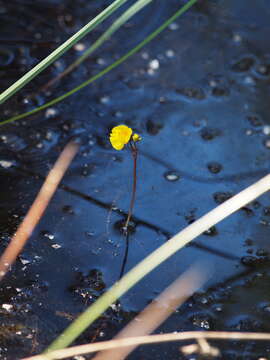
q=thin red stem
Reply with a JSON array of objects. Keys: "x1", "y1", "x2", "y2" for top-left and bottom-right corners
[{"x1": 124, "y1": 142, "x2": 137, "y2": 232}]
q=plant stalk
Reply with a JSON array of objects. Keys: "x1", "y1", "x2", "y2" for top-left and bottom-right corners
[{"x1": 124, "y1": 143, "x2": 138, "y2": 232}]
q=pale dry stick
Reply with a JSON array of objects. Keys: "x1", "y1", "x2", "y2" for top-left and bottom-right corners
[
  {"x1": 195, "y1": 337, "x2": 220, "y2": 357},
  {"x1": 22, "y1": 331, "x2": 270, "y2": 360},
  {"x1": 181, "y1": 341, "x2": 220, "y2": 357},
  {"x1": 93, "y1": 263, "x2": 209, "y2": 360},
  {"x1": 44, "y1": 173, "x2": 270, "y2": 352},
  {"x1": 0, "y1": 141, "x2": 79, "y2": 280}
]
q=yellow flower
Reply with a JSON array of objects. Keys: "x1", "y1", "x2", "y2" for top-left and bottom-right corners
[
  {"x1": 110, "y1": 125, "x2": 133, "y2": 150},
  {"x1": 132, "y1": 133, "x2": 142, "y2": 142}
]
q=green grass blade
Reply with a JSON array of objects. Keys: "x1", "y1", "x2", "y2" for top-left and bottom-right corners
[
  {"x1": 0, "y1": 0, "x2": 130, "y2": 105},
  {"x1": 45, "y1": 162, "x2": 270, "y2": 354},
  {"x1": 66, "y1": 0, "x2": 153, "y2": 72},
  {"x1": 43, "y1": 0, "x2": 198, "y2": 353},
  {"x1": 0, "y1": 0, "x2": 197, "y2": 127},
  {"x1": 40, "y1": 0, "x2": 153, "y2": 93}
]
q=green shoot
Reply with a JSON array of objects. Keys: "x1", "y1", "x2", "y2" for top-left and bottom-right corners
[
  {"x1": 0, "y1": 0, "x2": 130, "y2": 104},
  {"x1": 0, "y1": 0, "x2": 198, "y2": 127},
  {"x1": 41, "y1": 0, "x2": 153, "y2": 93},
  {"x1": 46, "y1": 172, "x2": 270, "y2": 352}
]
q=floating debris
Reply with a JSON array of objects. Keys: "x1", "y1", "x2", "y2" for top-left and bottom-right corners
[
  {"x1": 263, "y1": 126, "x2": 270, "y2": 135},
  {"x1": 74, "y1": 43, "x2": 86, "y2": 51},
  {"x1": 164, "y1": 171, "x2": 181, "y2": 182},
  {"x1": 41, "y1": 231, "x2": 55, "y2": 240},
  {"x1": 51, "y1": 244, "x2": 62, "y2": 249},
  {"x1": 232, "y1": 33, "x2": 242, "y2": 43},
  {"x1": 2, "y1": 304, "x2": 13, "y2": 312},
  {"x1": 0, "y1": 160, "x2": 13, "y2": 169},
  {"x1": 99, "y1": 95, "x2": 110, "y2": 104},
  {"x1": 148, "y1": 59, "x2": 159, "y2": 70},
  {"x1": 169, "y1": 22, "x2": 179, "y2": 31},
  {"x1": 207, "y1": 162, "x2": 223, "y2": 174},
  {"x1": 45, "y1": 108, "x2": 58, "y2": 119}
]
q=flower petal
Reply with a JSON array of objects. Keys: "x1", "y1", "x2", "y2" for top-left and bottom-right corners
[{"x1": 109, "y1": 125, "x2": 132, "y2": 150}]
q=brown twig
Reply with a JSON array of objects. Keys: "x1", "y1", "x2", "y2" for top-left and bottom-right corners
[{"x1": 0, "y1": 141, "x2": 79, "y2": 280}]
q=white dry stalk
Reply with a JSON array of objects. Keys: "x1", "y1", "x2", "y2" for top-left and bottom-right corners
[
  {"x1": 180, "y1": 338, "x2": 220, "y2": 357},
  {"x1": 23, "y1": 173, "x2": 270, "y2": 359},
  {"x1": 196, "y1": 337, "x2": 220, "y2": 357},
  {"x1": 22, "y1": 331, "x2": 270, "y2": 360},
  {"x1": 92, "y1": 264, "x2": 210, "y2": 360}
]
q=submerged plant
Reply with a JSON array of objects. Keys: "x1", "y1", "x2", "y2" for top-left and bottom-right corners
[{"x1": 110, "y1": 125, "x2": 142, "y2": 232}]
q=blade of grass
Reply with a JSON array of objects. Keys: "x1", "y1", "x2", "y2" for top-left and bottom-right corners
[
  {"x1": 46, "y1": 173, "x2": 270, "y2": 352},
  {"x1": 0, "y1": 0, "x2": 198, "y2": 127},
  {"x1": 41, "y1": 0, "x2": 153, "y2": 93},
  {"x1": 0, "y1": 0, "x2": 130, "y2": 104}
]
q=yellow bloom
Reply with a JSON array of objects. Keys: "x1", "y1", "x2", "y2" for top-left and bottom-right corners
[
  {"x1": 109, "y1": 125, "x2": 142, "y2": 150},
  {"x1": 132, "y1": 133, "x2": 142, "y2": 142},
  {"x1": 110, "y1": 125, "x2": 133, "y2": 150}
]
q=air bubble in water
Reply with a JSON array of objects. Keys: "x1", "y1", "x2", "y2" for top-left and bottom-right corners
[
  {"x1": 164, "y1": 171, "x2": 180, "y2": 182},
  {"x1": 45, "y1": 108, "x2": 58, "y2": 118},
  {"x1": 41, "y1": 231, "x2": 55, "y2": 240},
  {"x1": 150, "y1": 59, "x2": 159, "y2": 68}
]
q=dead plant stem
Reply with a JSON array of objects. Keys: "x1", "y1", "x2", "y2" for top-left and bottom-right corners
[{"x1": 22, "y1": 331, "x2": 270, "y2": 360}]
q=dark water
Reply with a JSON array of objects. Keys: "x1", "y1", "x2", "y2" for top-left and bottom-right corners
[{"x1": 1, "y1": 0, "x2": 270, "y2": 359}]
